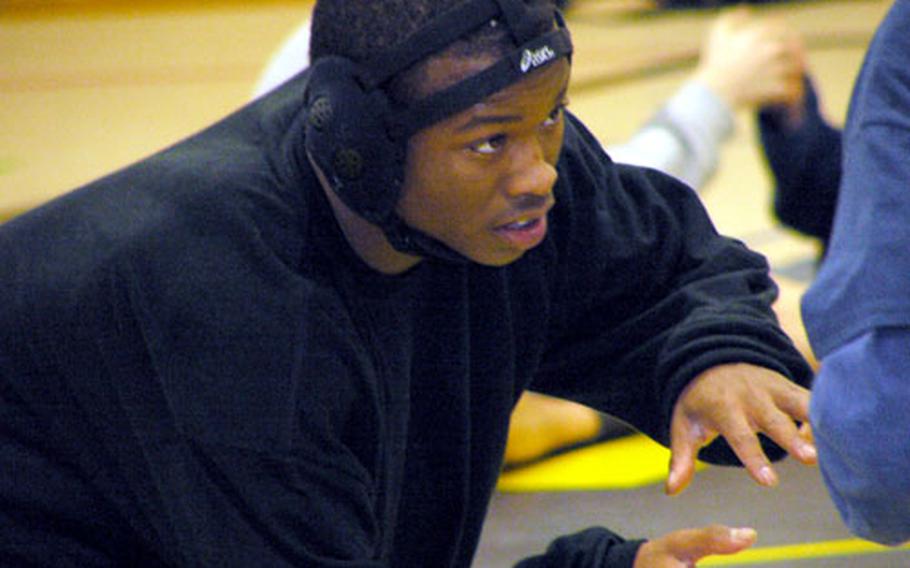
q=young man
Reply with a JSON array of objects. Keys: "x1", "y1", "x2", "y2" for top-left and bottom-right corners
[{"x1": 0, "y1": 1, "x2": 815, "y2": 565}]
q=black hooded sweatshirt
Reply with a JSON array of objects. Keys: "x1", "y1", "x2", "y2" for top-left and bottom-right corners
[{"x1": 0, "y1": 69, "x2": 811, "y2": 567}]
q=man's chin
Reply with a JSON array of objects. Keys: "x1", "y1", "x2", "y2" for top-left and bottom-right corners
[{"x1": 467, "y1": 248, "x2": 527, "y2": 267}]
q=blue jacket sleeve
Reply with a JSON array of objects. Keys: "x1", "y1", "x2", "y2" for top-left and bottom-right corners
[{"x1": 809, "y1": 327, "x2": 910, "y2": 545}]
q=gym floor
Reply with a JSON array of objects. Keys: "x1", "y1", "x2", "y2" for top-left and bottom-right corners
[{"x1": 3, "y1": 0, "x2": 908, "y2": 565}]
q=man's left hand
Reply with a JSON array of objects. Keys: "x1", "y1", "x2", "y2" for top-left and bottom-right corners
[{"x1": 665, "y1": 363, "x2": 816, "y2": 495}]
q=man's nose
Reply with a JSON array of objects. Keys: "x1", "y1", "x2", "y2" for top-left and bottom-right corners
[{"x1": 502, "y1": 140, "x2": 558, "y2": 199}]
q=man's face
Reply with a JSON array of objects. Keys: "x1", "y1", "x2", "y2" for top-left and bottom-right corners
[{"x1": 396, "y1": 57, "x2": 571, "y2": 266}]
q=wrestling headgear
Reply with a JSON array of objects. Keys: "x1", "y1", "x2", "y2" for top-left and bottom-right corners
[{"x1": 304, "y1": 0, "x2": 572, "y2": 261}]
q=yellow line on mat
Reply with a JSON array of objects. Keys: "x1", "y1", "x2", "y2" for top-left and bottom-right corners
[
  {"x1": 700, "y1": 538, "x2": 910, "y2": 566},
  {"x1": 497, "y1": 434, "x2": 693, "y2": 492}
]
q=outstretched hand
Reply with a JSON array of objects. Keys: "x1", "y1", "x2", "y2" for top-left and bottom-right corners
[
  {"x1": 665, "y1": 363, "x2": 816, "y2": 496},
  {"x1": 634, "y1": 525, "x2": 757, "y2": 567}
]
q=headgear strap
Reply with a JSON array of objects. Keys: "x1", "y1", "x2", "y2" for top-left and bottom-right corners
[{"x1": 389, "y1": 20, "x2": 571, "y2": 140}]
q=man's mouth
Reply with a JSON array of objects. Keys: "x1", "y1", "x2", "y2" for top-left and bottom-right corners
[
  {"x1": 501, "y1": 218, "x2": 539, "y2": 230},
  {"x1": 493, "y1": 215, "x2": 548, "y2": 250}
]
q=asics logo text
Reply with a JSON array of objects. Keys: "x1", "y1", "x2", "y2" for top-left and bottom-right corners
[{"x1": 519, "y1": 45, "x2": 557, "y2": 73}]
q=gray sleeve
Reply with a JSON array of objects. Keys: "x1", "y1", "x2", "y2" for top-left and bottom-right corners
[{"x1": 606, "y1": 80, "x2": 734, "y2": 191}]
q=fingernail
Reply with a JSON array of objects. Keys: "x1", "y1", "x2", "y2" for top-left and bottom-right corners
[
  {"x1": 666, "y1": 470, "x2": 679, "y2": 492},
  {"x1": 758, "y1": 465, "x2": 778, "y2": 486},
  {"x1": 731, "y1": 527, "x2": 757, "y2": 543},
  {"x1": 800, "y1": 443, "x2": 817, "y2": 461}
]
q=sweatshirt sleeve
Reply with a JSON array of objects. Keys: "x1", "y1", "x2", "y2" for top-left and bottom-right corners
[
  {"x1": 515, "y1": 527, "x2": 645, "y2": 568},
  {"x1": 757, "y1": 76, "x2": 842, "y2": 248}
]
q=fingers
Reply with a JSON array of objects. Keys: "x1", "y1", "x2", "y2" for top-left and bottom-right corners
[
  {"x1": 666, "y1": 412, "x2": 713, "y2": 496},
  {"x1": 758, "y1": 406, "x2": 817, "y2": 465},
  {"x1": 718, "y1": 526, "x2": 759, "y2": 555},
  {"x1": 667, "y1": 382, "x2": 783, "y2": 493},
  {"x1": 711, "y1": 385, "x2": 816, "y2": 485},
  {"x1": 715, "y1": 411, "x2": 780, "y2": 488},
  {"x1": 715, "y1": 4, "x2": 752, "y2": 32},
  {"x1": 635, "y1": 525, "x2": 757, "y2": 567},
  {"x1": 799, "y1": 421, "x2": 814, "y2": 445},
  {"x1": 700, "y1": 7, "x2": 805, "y2": 109},
  {"x1": 671, "y1": 525, "x2": 757, "y2": 559},
  {"x1": 772, "y1": 379, "x2": 811, "y2": 423},
  {"x1": 670, "y1": 364, "x2": 817, "y2": 492},
  {"x1": 762, "y1": 380, "x2": 817, "y2": 464},
  {"x1": 768, "y1": 34, "x2": 807, "y2": 105}
]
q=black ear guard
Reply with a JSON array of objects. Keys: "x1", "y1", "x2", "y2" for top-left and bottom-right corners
[
  {"x1": 304, "y1": 0, "x2": 573, "y2": 260},
  {"x1": 304, "y1": 57, "x2": 405, "y2": 225}
]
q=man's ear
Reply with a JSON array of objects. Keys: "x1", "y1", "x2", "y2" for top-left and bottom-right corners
[{"x1": 304, "y1": 56, "x2": 407, "y2": 226}]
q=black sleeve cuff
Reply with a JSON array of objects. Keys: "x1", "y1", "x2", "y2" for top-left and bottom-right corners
[{"x1": 514, "y1": 527, "x2": 645, "y2": 568}]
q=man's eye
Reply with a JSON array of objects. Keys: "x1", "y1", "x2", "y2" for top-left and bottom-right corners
[
  {"x1": 471, "y1": 135, "x2": 506, "y2": 155},
  {"x1": 542, "y1": 104, "x2": 565, "y2": 128}
]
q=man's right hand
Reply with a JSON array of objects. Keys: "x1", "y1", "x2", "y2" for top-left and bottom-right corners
[{"x1": 634, "y1": 525, "x2": 757, "y2": 567}]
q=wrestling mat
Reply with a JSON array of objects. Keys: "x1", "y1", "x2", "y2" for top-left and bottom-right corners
[{"x1": 491, "y1": 432, "x2": 910, "y2": 567}]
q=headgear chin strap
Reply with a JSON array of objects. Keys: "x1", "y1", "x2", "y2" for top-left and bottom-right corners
[{"x1": 304, "y1": 0, "x2": 573, "y2": 263}]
